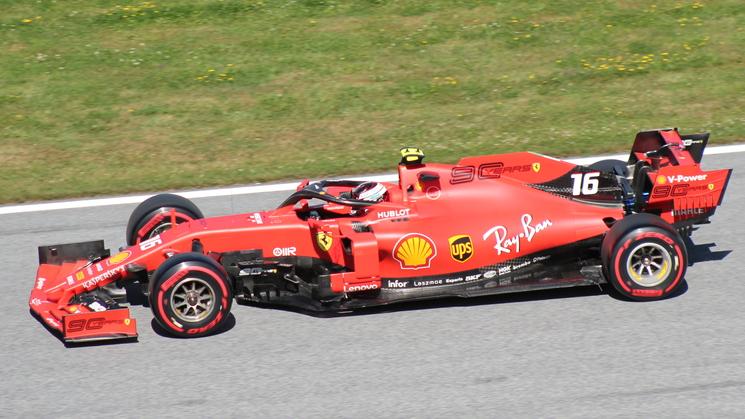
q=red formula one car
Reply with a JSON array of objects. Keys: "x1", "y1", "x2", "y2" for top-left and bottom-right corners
[{"x1": 29, "y1": 128, "x2": 731, "y2": 343}]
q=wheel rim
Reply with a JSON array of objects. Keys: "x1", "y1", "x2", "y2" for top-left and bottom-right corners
[
  {"x1": 626, "y1": 242, "x2": 672, "y2": 287},
  {"x1": 170, "y1": 277, "x2": 215, "y2": 323}
]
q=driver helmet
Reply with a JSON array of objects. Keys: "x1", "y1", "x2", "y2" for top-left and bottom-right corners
[{"x1": 352, "y1": 182, "x2": 388, "y2": 202}]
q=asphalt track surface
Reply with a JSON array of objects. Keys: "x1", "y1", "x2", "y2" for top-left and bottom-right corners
[{"x1": 1, "y1": 152, "x2": 743, "y2": 418}]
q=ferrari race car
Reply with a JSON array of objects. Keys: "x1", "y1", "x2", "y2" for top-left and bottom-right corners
[{"x1": 29, "y1": 128, "x2": 731, "y2": 343}]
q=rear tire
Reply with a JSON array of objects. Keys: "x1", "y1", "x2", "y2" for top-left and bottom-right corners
[
  {"x1": 602, "y1": 214, "x2": 687, "y2": 300},
  {"x1": 149, "y1": 253, "x2": 233, "y2": 338},
  {"x1": 126, "y1": 194, "x2": 203, "y2": 246}
]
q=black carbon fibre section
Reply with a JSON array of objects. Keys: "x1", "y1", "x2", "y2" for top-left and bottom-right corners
[{"x1": 529, "y1": 165, "x2": 624, "y2": 206}]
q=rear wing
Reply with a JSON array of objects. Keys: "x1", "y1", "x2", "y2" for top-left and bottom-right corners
[
  {"x1": 628, "y1": 128, "x2": 709, "y2": 166},
  {"x1": 627, "y1": 128, "x2": 732, "y2": 227}
]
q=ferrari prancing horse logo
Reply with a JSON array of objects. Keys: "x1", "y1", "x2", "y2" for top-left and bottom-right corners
[
  {"x1": 532, "y1": 162, "x2": 541, "y2": 173},
  {"x1": 316, "y1": 232, "x2": 333, "y2": 252}
]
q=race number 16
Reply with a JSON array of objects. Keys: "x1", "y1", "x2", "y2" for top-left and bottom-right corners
[{"x1": 570, "y1": 172, "x2": 600, "y2": 196}]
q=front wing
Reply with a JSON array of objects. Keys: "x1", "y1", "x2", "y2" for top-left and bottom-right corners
[{"x1": 29, "y1": 241, "x2": 137, "y2": 343}]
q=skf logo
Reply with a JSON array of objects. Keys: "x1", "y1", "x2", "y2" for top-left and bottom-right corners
[
  {"x1": 393, "y1": 233, "x2": 436, "y2": 270},
  {"x1": 448, "y1": 235, "x2": 474, "y2": 263},
  {"x1": 316, "y1": 231, "x2": 333, "y2": 252},
  {"x1": 109, "y1": 250, "x2": 131, "y2": 265},
  {"x1": 532, "y1": 162, "x2": 541, "y2": 173}
]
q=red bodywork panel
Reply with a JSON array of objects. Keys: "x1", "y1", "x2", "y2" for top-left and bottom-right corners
[{"x1": 28, "y1": 128, "x2": 731, "y2": 342}]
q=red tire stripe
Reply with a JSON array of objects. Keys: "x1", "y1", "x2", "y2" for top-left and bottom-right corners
[
  {"x1": 664, "y1": 243, "x2": 685, "y2": 293},
  {"x1": 613, "y1": 238, "x2": 633, "y2": 292},
  {"x1": 614, "y1": 231, "x2": 685, "y2": 297},
  {"x1": 157, "y1": 288, "x2": 184, "y2": 333}
]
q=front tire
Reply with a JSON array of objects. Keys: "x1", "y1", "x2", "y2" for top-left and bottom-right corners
[
  {"x1": 149, "y1": 253, "x2": 233, "y2": 338},
  {"x1": 603, "y1": 215, "x2": 687, "y2": 300},
  {"x1": 126, "y1": 193, "x2": 204, "y2": 246}
]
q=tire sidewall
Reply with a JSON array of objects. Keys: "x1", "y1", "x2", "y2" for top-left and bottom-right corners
[
  {"x1": 609, "y1": 227, "x2": 686, "y2": 299},
  {"x1": 150, "y1": 255, "x2": 233, "y2": 338}
]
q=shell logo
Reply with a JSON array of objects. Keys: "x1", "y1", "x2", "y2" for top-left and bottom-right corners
[
  {"x1": 656, "y1": 175, "x2": 667, "y2": 185},
  {"x1": 109, "y1": 250, "x2": 131, "y2": 265},
  {"x1": 393, "y1": 233, "x2": 437, "y2": 270}
]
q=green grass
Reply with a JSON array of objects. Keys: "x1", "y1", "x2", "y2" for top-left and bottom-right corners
[{"x1": 1, "y1": 0, "x2": 744, "y2": 203}]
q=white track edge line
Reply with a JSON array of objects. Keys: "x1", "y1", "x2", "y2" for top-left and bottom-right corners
[{"x1": 2, "y1": 144, "x2": 743, "y2": 215}]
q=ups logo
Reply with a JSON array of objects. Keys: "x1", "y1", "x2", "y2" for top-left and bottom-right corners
[{"x1": 448, "y1": 235, "x2": 473, "y2": 263}]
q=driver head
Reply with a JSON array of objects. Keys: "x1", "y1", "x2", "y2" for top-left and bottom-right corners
[{"x1": 353, "y1": 182, "x2": 388, "y2": 202}]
